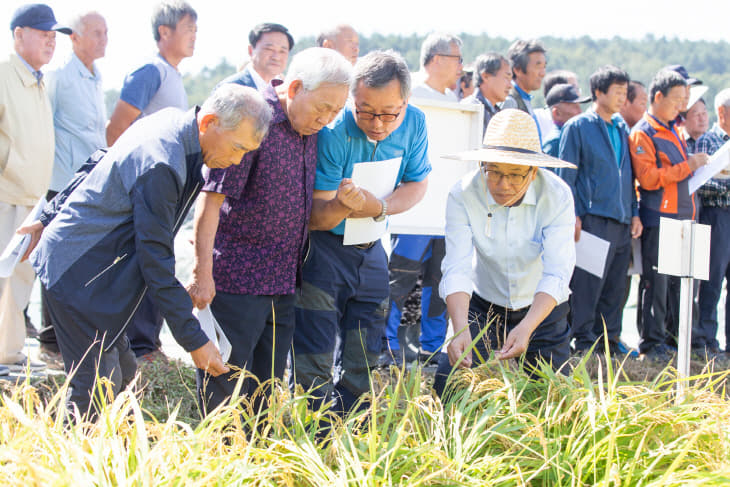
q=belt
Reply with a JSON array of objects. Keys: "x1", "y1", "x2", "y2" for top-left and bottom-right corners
[{"x1": 473, "y1": 293, "x2": 530, "y2": 314}]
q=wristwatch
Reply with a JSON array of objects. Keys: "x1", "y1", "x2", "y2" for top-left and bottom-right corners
[{"x1": 373, "y1": 198, "x2": 388, "y2": 222}]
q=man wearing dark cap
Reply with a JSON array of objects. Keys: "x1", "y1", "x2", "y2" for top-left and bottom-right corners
[
  {"x1": 558, "y1": 65, "x2": 642, "y2": 356},
  {"x1": 0, "y1": 3, "x2": 70, "y2": 374},
  {"x1": 218, "y1": 23, "x2": 294, "y2": 91},
  {"x1": 541, "y1": 83, "x2": 590, "y2": 158}
]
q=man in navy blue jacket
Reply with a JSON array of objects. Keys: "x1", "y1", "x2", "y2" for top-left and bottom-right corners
[
  {"x1": 558, "y1": 65, "x2": 643, "y2": 355},
  {"x1": 23, "y1": 84, "x2": 271, "y2": 418}
]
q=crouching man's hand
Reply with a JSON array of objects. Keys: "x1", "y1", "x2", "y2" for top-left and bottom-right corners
[
  {"x1": 190, "y1": 340, "x2": 229, "y2": 376},
  {"x1": 16, "y1": 220, "x2": 44, "y2": 261}
]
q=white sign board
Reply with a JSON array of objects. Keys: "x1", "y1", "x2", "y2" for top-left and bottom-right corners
[
  {"x1": 388, "y1": 98, "x2": 483, "y2": 235},
  {"x1": 657, "y1": 217, "x2": 710, "y2": 280}
]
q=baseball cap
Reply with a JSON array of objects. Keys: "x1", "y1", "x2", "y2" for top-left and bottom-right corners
[
  {"x1": 664, "y1": 64, "x2": 702, "y2": 86},
  {"x1": 546, "y1": 83, "x2": 591, "y2": 107},
  {"x1": 10, "y1": 4, "x2": 71, "y2": 34}
]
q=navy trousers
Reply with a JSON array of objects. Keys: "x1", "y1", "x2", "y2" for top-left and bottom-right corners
[
  {"x1": 44, "y1": 287, "x2": 137, "y2": 419},
  {"x1": 386, "y1": 234, "x2": 447, "y2": 353},
  {"x1": 293, "y1": 231, "x2": 389, "y2": 414},
  {"x1": 433, "y1": 293, "x2": 570, "y2": 397},
  {"x1": 697, "y1": 206, "x2": 730, "y2": 349},
  {"x1": 570, "y1": 214, "x2": 632, "y2": 351},
  {"x1": 196, "y1": 292, "x2": 295, "y2": 415}
]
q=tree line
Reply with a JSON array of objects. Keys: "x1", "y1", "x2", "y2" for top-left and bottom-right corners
[{"x1": 105, "y1": 33, "x2": 730, "y2": 123}]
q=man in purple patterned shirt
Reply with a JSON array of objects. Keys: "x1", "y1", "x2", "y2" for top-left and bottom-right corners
[{"x1": 186, "y1": 47, "x2": 358, "y2": 414}]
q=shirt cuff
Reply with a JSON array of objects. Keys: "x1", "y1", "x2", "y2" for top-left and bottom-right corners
[
  {"x1": 535, "y1": 275, "x2": 571, "y2": 305},
  {"x1": 439, "y1": 273, "x2": 473, "y2": 301}
]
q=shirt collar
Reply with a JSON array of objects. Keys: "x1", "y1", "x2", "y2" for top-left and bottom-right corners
[
  {"x1": 264, "y1": 79, "x2": 288, "y2": 125},
  {"x1": 476, "y1": 91, "x2": 496, "y2": 112},
  {"x1": 17, "y1": 54, "x2": 42, "y2": 82},
  {"x1": 246, "y1": 64, "x2": 268, "y2": 92},
  {"x1": 71, "y1": 52, "x2": 99, "y2": 80},
  {"x1": 512, "y1": 80, "x2": 532, "y2": 101},
  {"x1": 711, "y1": 122, "x2": 730, "y2": 140}
]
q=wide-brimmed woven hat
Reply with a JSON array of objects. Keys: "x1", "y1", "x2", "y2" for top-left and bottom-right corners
[{"x1": 444, "y1": 109, "x2": 576, "y2": 169}]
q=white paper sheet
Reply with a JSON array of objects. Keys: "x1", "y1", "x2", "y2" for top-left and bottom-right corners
[
  {"x1": 343, "y1": 157, "x2": 401, "y2": 245},
  {"x1": 688, "y1": 140, "x2": 730, "y2": 194},
  {"x1": 0, "y1": 198, "x2": 46, "y2": 278},
  {"x1": 575, "y1": 230, "x2": 611, "y2": 278},
  {"x1": 194, "y1": 305, "x2": 232, "y2": 362}
]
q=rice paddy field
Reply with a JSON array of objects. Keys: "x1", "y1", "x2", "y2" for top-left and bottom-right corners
[{"x1": 2, "y1": 349, "x2": 730, "y2": 486}]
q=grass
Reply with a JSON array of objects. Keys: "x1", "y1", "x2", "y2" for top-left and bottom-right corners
[{"x1": 1, "y1": 350, "x2": 730, "y2": 486}]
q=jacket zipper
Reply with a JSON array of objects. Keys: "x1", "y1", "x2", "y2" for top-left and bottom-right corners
[{"x1": 85, "y1": 253, "x2": 128, "y2": 287}]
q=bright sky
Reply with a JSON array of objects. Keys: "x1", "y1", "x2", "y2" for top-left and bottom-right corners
[{"x1": 1, "y1": 0, "x2": 726, "y2": 92}]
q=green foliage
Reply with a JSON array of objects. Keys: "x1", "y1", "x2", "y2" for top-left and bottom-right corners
[{"x1": 107, "y1": 34, "x2": 730, "y2": 122}]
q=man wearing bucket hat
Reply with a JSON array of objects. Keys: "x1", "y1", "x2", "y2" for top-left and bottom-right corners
[
  {"x1": 0, "y1": 3, "x2": 70, "y2": 375},
  {"x1": 433, "y1": 109, "x2": 576, "y2": 396}
]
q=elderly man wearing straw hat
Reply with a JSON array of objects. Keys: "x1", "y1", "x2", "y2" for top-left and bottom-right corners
[{"x1": 433, "y1": 109, "x2": 576, "y2": 396}]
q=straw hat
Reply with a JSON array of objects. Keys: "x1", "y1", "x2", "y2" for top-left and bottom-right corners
[{"x1": 444, "y1": 109, "x2": 577, "y2": 169}]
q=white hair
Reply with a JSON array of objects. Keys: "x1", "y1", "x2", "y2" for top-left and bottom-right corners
[
  {"x1": 201, "y1": 84, "x2": 272, "y2": 141},
  {"x1": 284, "y1": 47, "x2": 352, "y2": 92},
  {"x1": 68, "y1": 11, "x2": 103, "y2": 35},
  {"x1": 714, "y1": 88, "x2": 730, "y2": 114}
]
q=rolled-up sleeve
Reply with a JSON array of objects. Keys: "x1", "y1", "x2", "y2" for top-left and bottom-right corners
[
  {"x1": 439, "y1": 186, "x2": 475, "y2": 300},
  {"x1": 535, "y1": 188, "x2": 576, "y2": 305}
]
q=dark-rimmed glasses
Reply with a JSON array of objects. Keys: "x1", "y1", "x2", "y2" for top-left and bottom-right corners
[
  {"x1": 355, "y1": 103, "x2": 405, "y2": 122},
  {"x1": 484, "y1": 168, "x2": 531, "y2": 186},
  {"x1": 438, "y1": 53, "x2": 463, "y2": 64}
]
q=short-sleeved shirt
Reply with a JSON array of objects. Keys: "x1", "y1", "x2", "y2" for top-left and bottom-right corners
[
  {"x1": 120, "y1": 53, "x2": 187, "y2": 119},
  {"x1": 315, "y1": 105, "x2": 432, "y2": 235},
  {"x1": 202, "y1": 82, "x2": 316, "y2": 295},
  {"x1": 47, "y1": 53, "x2": 106, "y2": 191}
]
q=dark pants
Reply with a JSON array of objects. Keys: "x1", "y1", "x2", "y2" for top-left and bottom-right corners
[
  {"x1": 697, "y1": 206, "x2": 730, "y2": 349},
  {"x1": 44, "y1": 287, "x2": 137, "y2": 419},
  {"x1": 570, "y1": 215, "x2": 632, "y2": 351},
  {"x1": 293, "y1": 231, "x2": 389, "y2": 414},
  {"x1": 433, "y1": 294, "x2": 570, "y2": 397},
  {"x1": 639, "y1": 225, "x2": 679, "y2": 353},
  {"x1": 196, "y1": 292, "x2": 296, "y2": 415},
  {"x1": 39, "y1": 189, "x2": 59, "y2": 351},
  {"x1": 125, "y1": 296, "x2": 164, "y2": 357},
  {"x1": 386, "y1": 234, "x2": 447, "y2": 353}
]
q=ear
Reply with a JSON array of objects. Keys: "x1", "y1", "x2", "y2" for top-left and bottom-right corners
[
  {"x1": 529, "y1": 166, "x2": 538, "y2": 182},
  {"x1": 157, "y1": 24, "x2": 171, "y2": 41},
  {"x1": 288, "y1": 79, "x2": 304, "y2": 99},
  {"x1": 248, "y1": 45, "x2": 253, "y2": 57},
  {"x1": 198, "y1": 113, "x2": 218, "y2": 134},
  {"x1": 322, "y1": 39, "x2": 333, "y2": 49},
  {"x1": 13, "y1": 26, "x2": 23, "y2": 41}
]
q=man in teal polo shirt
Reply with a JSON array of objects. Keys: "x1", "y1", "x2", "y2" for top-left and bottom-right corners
[{"x1": 294, "y1": 50, "x2": 431, "y2": 414}]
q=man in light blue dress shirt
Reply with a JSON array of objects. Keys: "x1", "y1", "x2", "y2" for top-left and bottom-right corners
[
  {"x1": 433, "y1": 109, "x2": 577, "y2": 396},
  {"x1": 39, "y1": 11, "x2": 108, "y2": 367}
]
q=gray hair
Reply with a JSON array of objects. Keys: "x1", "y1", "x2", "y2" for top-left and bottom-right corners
[
  {"x1": 283, "y1": 47, "x2": 352, "y2": 92},
  {"x1": 473, "y1": 52, "x2": 508, "y2": 87},
  {"x1": 151, "y1": 1, "x2": 197, "y2": 42},
  {"x1": 68, "y1": 11, "x2": 103, "y2": 35},
  {"x1": 420, "y1": 32, "x2": 462, "y2": 68},
  {"x1": 714, "y1": 88, "x2": 730, "y2": 114},
  {"x1": 201, "y1": 84, "x2": 273, "y2": 142},
  {"x1": 316, "y1": 24, "x2": 350, "y2": 47},
  {"x1": 351, "y1": 49, "x2": 411, "y2": 100}
]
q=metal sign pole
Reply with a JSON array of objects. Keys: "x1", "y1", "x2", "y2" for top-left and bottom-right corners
[{"x1": 676, "y1": 276, "x2": 694, "y2": 400}]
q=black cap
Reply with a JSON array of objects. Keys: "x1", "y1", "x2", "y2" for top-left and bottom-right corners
[
  {"x1": 10, "y1": 3, "x2": 71, "y2": 34},
  {"x1": 664, "y1": 64, "x2": 702, "y2": 86},
  {"x1": 546, "y1": 83, "x2": 591, "y2": 107}
]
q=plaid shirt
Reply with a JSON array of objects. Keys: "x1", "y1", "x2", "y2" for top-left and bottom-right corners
[{"x1": 696, "y1": 123, "x2": 730, "y2": 208}]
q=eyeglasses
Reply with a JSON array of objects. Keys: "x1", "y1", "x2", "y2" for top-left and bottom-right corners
[
  {"x1": 355, "y1": 104, "x2": 405, "y2": 122},
  {"x1": 438, "y1": 53, "x2": 463, "y2": 64},
  {"x1": 484, "y1": 168, "x2": 530, "y2": 186}
]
